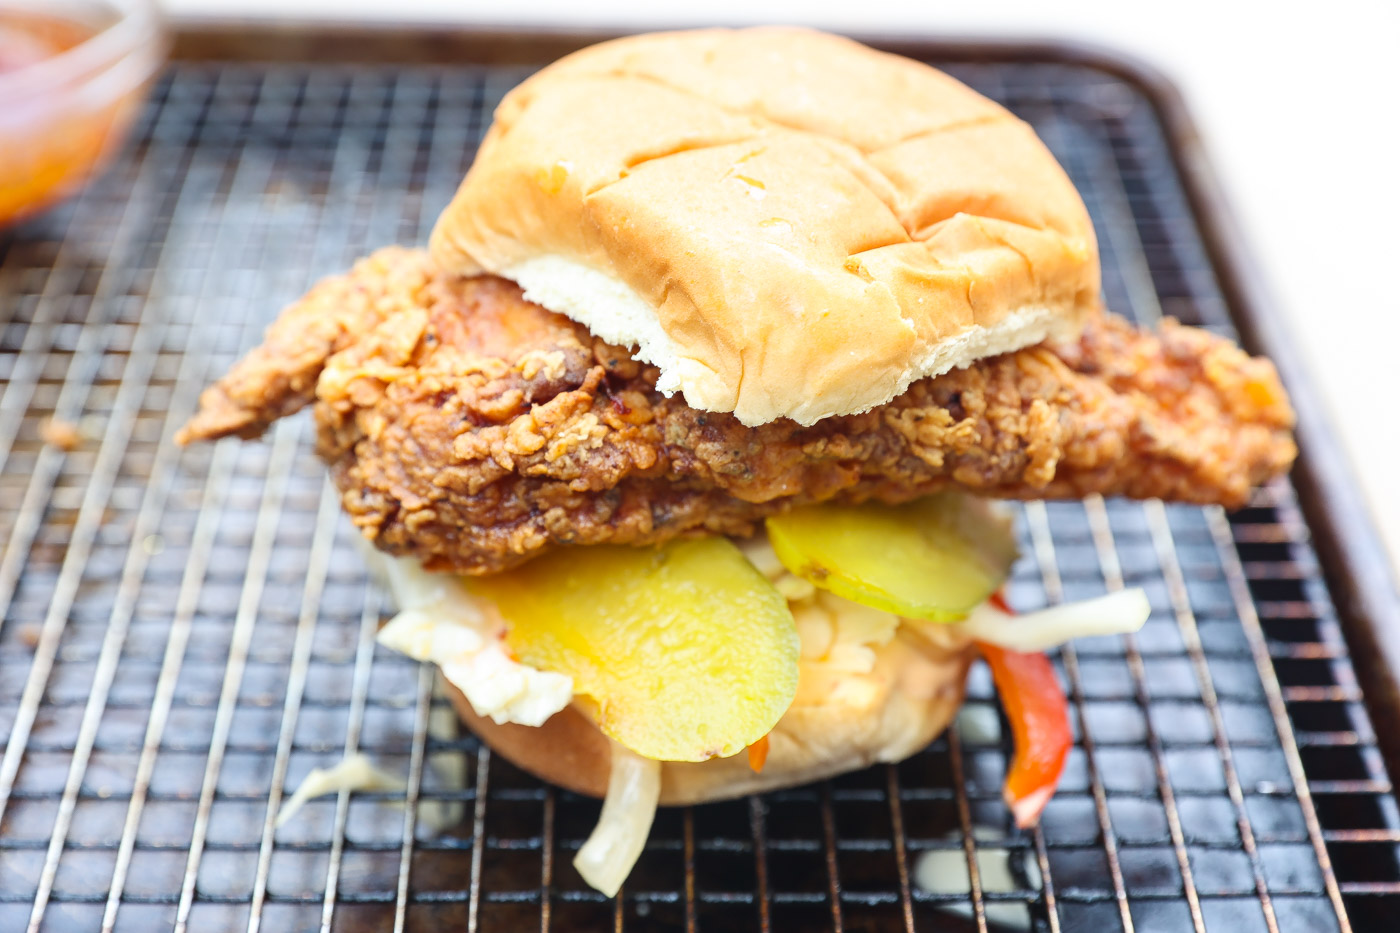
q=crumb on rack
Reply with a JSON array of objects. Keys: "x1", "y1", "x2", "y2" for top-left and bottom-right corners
[{"x1": 40, "y1": 418, "x2": 81, "y2": 451}]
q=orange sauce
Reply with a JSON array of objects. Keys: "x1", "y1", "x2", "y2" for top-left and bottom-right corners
[{"x1": 0, "y1": 9, "x2": 142, "y2": 227}]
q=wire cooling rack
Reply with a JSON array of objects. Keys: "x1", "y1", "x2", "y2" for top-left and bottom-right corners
[{"x1": 1, "y1": 43, "x2": 1397, "y2": 933}]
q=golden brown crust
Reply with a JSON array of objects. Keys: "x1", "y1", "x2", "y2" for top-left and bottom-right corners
[
  {"x1": 176, "y1": 247, "x2": 434, "y2": 445},
  {"x1": 178, "y1": 248, "x2": 1296, "y2": 575},
  {"x1": 430, "y1": 27, "x2": 1099, "y2": 425}
]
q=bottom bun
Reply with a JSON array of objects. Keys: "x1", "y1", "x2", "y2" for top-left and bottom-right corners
[{"x1": 445, "y1": 628, "x2": 975, "y2": 806}]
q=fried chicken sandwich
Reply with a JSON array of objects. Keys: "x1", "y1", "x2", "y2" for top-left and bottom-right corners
[{"x1": 178, "y1": 28, "x2": 1296, "y2": 894}]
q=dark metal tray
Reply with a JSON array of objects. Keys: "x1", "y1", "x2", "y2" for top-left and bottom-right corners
[{"x1": 1, "y1": 23, "x2": 1397, "y2": 933}]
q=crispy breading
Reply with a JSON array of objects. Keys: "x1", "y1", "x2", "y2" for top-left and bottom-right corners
[{"x1": 179, "y1": 247, "x2": 1297, "y2": 574}]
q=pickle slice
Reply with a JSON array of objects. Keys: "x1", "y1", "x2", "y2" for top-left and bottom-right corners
[
  {"x1": 765, "y1": 493, "x2": 1018, "y2": 622},
  {"x1": 470, "y1": 539, "x2": 799, "y2": 762}
]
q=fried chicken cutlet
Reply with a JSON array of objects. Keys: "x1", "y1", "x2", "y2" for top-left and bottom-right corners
[{"x1": 178, "y1": 246, "x2": 1296, "y2": 574}]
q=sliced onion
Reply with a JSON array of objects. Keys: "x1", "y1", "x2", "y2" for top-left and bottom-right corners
[
  {"x1": 956, "y1": 589, "x2": 1151, "y2": 652},
  {"x1": 574, "y1": 741, "x2": 662, "y2": 897}
]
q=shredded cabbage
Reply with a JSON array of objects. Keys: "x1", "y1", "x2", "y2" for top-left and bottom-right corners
[
  {"x1": 373, "y1": 555, "x2": 573, "y2": 726},
  {"x1": 275, "y1": 754, "x2": 405, "y2": 828},
  {"x1": 574, "y1": 741, "x2": 662, "y2": 897},
  {"x1": 952, "y1": 589, "x2": 1152, "y2": 651}
]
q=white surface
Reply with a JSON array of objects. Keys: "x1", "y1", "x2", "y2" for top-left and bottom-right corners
[{"x1": 164, "y1": 0, "x2": 1400, "y2": 578}]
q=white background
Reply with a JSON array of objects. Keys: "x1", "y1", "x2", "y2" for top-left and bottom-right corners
[{"x1": 165, "y1": 0, "x2": 1400, "y2": 579}]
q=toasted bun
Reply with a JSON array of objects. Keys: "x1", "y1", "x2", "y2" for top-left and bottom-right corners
[
  {"x1": 445, "y1": 628, "x2": 974, "y2": 805},
  {"x1": 431, "y1": 27, "x2": 1099, "y2": 427}
]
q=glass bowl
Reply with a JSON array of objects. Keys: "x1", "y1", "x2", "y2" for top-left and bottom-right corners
[{"x1": 0, "y1": 0, "x2": 165, "y2": 227}]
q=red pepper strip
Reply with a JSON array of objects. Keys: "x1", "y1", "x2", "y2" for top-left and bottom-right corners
[
  {"x1": 977, "y1": 636, "x2": 1072, "y2": 829},
  {"x1": 747, "y1": 734, "x2": 771, "y2": 773}
]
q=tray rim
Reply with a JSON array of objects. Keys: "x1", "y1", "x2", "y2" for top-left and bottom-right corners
[{"x1": 162, "y1": 18, "x2": 1400, "y2": 781}]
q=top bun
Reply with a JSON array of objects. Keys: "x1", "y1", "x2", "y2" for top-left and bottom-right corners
[{"x1": 431, "y1": 27, "x2": 1100, "y2": 426}]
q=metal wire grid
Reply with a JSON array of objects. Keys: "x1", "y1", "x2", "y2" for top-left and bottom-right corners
[{"x1": 0, "y1": 57, "x2": 1394, "y2": 933}]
